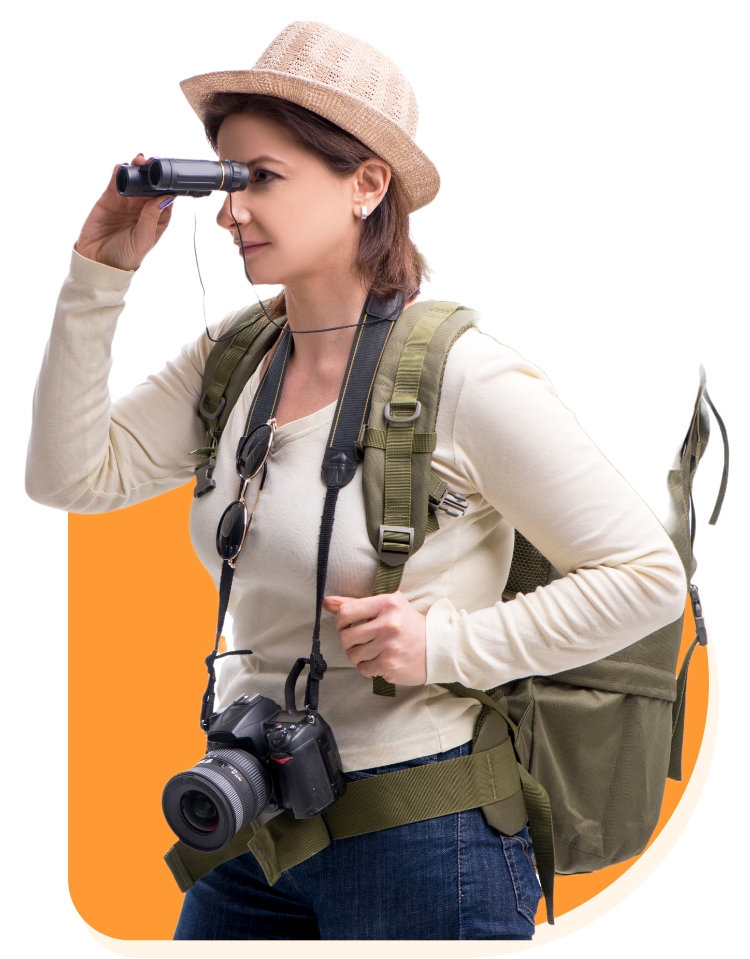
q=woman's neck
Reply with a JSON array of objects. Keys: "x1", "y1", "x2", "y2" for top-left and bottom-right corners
[
  {"x1": 282, "y1": 274, "x2": 370, "y2": 376},
  {"x1": 260, "y1": 289, "x2": 422, "y2": 382}
]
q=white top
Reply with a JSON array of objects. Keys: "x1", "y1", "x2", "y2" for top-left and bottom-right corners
[{"x1": 26, "y1": 250, "x2": 687, "y2": 770}]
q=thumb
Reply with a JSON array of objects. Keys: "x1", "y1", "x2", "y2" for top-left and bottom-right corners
[{"x1": 323, "y1": 595, "x2": 350, "y2": 612}]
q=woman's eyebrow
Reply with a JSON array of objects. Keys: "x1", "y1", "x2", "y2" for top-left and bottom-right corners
[{"x1": 245, "y1": 154, "x2": 290, "y2": 167}]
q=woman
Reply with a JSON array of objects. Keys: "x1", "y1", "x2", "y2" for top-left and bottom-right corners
[{"x1": 26, "y1": 21, "x2": 686, "y2": 941}]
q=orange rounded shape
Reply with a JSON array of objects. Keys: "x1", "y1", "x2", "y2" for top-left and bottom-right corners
[{"x1": 68, "y1": 485, "x2": 709, "y2": 938}]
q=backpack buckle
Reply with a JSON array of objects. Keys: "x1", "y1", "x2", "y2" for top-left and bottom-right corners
[
  {"x1": 357, "y1": 422, "x2": 368, "y2": 455},
  {"x1": 689, "y1": 584, "x2": 708, "y2": 646},
  {"x1": 378, "y1": 525, "x2": 414, "y2": 566},
  {"x1": 193, "y1": 457, "x2": 217, "y2": 498},
  {"x1": 429, "y1": 488, "x2": 469, "y2": 517},
  {"x1": 199, "y1": 391, "x2": 226, "y2": 422},
  {"x1": 384, "y1": 401, "x2": 421, "y2": 423}
]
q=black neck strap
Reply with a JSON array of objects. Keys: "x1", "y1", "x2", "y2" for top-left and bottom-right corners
[{"x1": 201, "y1": 293, "x2": 403, "y2": 730}]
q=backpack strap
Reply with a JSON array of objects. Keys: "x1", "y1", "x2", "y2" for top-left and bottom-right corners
[
  {"x1": 357, "y1": 302, "x2": 556, "y2": 919},
  {"x1": 360, "y1": 300, "x2": 477, "y2": 695},
  {"x1": 192, "y1": 302, "x2": 283, "y2": 497},
  {"x1": 439, "y1": 682, "x2": 556, "y2": 925}
]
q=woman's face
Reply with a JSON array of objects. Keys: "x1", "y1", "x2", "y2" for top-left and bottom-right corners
[{"x1": 216, "y1": 113, "x2": 364, "y2": 288}]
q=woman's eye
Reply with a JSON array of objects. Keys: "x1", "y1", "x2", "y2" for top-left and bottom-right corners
[{"x1": 251, "y1": 169, "x2": 276, "y2": 184}]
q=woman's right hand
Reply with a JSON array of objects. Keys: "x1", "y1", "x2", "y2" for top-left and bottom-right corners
[{"x1": 75, "y1": 154, "x2": 174, "y2": 271}]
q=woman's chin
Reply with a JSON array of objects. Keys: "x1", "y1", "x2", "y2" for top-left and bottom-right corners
[{"x1": 237, "y1": 263, "x2": 279, "y2": 287}]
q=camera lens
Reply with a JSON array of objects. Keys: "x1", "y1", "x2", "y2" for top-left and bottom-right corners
[
  {"x1": 162, "y1": 748, "x2": 270, "y2": 852},
  {"x1": 180, "y1": 790, "x2": 219, "y2": 832}
]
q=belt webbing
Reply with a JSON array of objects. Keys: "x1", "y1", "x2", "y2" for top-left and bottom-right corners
[
  {"x1": 167, "y1": 684, "x2": 557, "y2": 925},
  {"x1": 165, "y1": 736, "x2": 521, "y2": 887}
]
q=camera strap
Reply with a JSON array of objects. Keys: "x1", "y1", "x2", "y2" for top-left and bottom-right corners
[
  {"x1": 200, "y1": 329, "x2": 293, "y2": 732},
  {"x1": 201, "y1": 291, "x2": 404, "y2": 730}
]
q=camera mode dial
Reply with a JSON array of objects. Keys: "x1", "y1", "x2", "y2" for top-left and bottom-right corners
[{"x1": 269, "y1": 727, "x2": 291, "y2": 748}]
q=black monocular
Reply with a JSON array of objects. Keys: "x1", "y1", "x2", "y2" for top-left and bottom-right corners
[{"x1": 116, "y1": 158, "x2": 249, "y2": 198}]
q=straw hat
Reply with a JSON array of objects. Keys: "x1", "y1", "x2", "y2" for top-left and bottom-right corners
[{"x1": 180, "y1": 21, "x2": 439, "y2": 213}]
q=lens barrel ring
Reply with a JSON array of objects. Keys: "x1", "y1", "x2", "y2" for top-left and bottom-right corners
[
  {"x1": 190, "y1": 763, "x2": 245, "y2": 830},
  {"x1": 205, "y1": 748, "x2": 269, "y2": 817},
  {"x1": 162, "y1": 747, "x2": 271, "y2": 853}
]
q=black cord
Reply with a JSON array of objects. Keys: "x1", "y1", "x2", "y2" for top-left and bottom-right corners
[{"x1": 195, "y1": 192, "x2": 415, "y2": 343}]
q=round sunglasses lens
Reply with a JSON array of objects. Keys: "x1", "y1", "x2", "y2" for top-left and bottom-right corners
[
  {"x1": 236, "y1": 424, "x2": 272, "y2": 479},
  {"x1": 216, "y1": 500, "x2": 248, "y2": 560}
]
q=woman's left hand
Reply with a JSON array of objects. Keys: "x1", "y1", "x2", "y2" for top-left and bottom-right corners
[{"x1": 322, "y1": 592, "x2": 427, "y2": 686}]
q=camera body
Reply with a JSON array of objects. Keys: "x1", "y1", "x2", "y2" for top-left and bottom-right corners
[{"x1": 162, "y1": 693, "x2": 346, "y2": 852}]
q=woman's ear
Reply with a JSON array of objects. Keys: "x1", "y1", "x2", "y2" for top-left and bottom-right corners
[{"x1": 353, "y1": 158, "x2": 391, "y2": 213}]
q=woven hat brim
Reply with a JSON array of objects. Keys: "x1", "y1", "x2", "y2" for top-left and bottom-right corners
[{"x1": 180, "y1": 70, "x2": 439, "y2": 213}]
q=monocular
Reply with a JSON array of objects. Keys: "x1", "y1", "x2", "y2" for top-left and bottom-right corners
[{"x1": 116, "y1": 158, "x2": 249, "y2": 198}]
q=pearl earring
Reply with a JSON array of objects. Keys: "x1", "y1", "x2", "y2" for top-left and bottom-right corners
[{"x1": 360, "y1": 205, "x2": 368, "y2": 220}]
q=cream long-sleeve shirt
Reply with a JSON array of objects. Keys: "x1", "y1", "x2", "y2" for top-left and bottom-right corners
[{"x1": 26, "y1": 251, "x2": 687, "y2": 770}]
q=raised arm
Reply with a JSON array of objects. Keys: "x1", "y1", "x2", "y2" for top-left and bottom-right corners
[{"x1": 25, "y1": 157, "x2": 234, "y2": 513}]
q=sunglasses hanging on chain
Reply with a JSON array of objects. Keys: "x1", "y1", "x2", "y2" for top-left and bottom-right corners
[{"x1": 216, "y1": 419, "x2": 276, "y2": 565}]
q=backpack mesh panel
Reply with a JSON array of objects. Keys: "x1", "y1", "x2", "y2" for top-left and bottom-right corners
[{"x1": 504, "y1": 531, "x2": 553, "y2": 596}]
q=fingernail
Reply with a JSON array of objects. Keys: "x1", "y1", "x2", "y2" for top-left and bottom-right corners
[{"x1": 158, "y1": 196, "x2": 175, "y2": 210}]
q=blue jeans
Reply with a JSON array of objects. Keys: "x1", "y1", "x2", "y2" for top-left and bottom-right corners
[{"x1": 173, "y1": 741, "x2": 542, "y2": 940}]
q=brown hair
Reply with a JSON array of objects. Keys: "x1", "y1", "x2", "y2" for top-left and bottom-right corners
[{"x1": 203, "y1": 93, "x2": 428, "y2": 318}]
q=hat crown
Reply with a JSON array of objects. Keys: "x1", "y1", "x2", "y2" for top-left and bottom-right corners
[
  {"x1": 179, "y1": 21, "x2": 439, "y2": 211},
  {"x1": 254, "y1": 21, "x2": 419, "y2": 137}
]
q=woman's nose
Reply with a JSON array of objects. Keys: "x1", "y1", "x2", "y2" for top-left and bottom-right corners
[{"x1": 217, "y1": 193, "x2": 251, "y2": 230}]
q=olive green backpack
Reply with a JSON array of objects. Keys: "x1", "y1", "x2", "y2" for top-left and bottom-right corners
[{"x1": 173, "y1": 298, "x2": 727, "y2": 922}]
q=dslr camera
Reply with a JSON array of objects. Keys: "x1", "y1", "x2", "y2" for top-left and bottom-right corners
[{"x1": 162, "y1": 694, "x2": 346, "y2": 852}]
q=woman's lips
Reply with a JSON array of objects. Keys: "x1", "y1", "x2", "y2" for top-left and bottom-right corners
[{"x1": 237, "y1": 242, "x2": 269, "y2": 256}]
